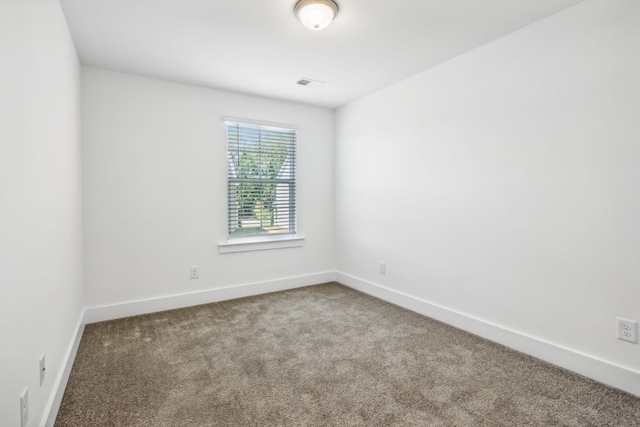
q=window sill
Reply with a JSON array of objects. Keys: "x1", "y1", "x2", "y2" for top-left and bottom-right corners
[{"x1": 218, "y1": 235, "x2": 305, "y2": 254}]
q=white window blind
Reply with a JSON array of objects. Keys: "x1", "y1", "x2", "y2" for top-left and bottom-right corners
[{"x1": 226, "y1": 121, "x2": 297, "y2": 239}]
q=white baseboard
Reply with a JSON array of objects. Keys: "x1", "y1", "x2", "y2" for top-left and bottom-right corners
[
  {"x1": 335, "y1": 271, "x2": 640, "y2": 397},
  {"x1": 43, "y1": 311, "x2": 85, "y2": 427},
  {"x1": 84, "y1": 271, "x2": 336, "y2": 324}
]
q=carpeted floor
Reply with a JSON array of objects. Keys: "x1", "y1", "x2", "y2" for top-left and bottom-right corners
[{"x1": 56, "y1": 282, "x2": 640, "y2": 426}]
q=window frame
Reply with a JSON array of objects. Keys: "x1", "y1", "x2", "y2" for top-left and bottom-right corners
[{"x1": 219, "y1": 118, "x2": 303, "y2": 253}]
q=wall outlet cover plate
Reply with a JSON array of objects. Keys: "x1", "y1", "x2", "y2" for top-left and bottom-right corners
[{"x1": 617, "y1": 318, "x2": 638, "y2": 343}]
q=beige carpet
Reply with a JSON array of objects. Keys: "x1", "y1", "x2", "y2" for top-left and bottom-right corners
[{"x1": 56, "y1": 283, "x2": 640, "y2": 426}]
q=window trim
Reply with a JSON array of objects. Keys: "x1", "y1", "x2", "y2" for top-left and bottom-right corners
[
  {"x1": 218, "y1": 235, "x2": 305, "y2": 254},
  {"x1": 223, "y1": 117, "x2": 299, "y2": 132},
  {"x1": 222, "y1": 117, "x2": 300, "y2": 250}
]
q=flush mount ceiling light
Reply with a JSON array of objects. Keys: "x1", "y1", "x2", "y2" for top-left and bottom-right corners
[{"x1": 294, "y1": 0, "x2": 338, "y2": 31}]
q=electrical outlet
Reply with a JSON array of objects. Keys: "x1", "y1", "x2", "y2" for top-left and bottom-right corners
[
  {"x1": 617, "y1": 318, "x2": 637, "y2": 343},
  {"x1": 189, "y1": 266, "x2": 199, "y2": 279},
  {"x1": 379, "y1": 261, "x2": 386, "y2": 275},
  {"x1": 20, "y1": 388, "x2": 28, "y2": 427},
  {"x1": 40, "y1": 354, "x2": 46, "y2": 386}
]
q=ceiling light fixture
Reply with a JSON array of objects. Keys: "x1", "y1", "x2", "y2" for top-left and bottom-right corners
[{"x1": 294, "y1": 0, "x2": 338, "y2": 31}]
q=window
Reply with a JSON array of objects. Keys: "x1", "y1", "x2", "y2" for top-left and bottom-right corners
[{"x1": 226, "y1": 120, "x2": 297, "y2": 240}]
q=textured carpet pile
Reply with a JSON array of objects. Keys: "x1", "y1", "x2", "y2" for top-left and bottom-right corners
[{"x1": 56, "y1": 283, "x2": 640, "y2": 426}]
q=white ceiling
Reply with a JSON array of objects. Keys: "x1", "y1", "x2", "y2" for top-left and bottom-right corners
[{"x1": 59, "y1": 0, "x2": 585, "y2": 109}]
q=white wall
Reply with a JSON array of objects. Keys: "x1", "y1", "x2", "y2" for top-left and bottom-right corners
[
  {"x1": 336, "y1": 0, "x2": 640, "y2": 388},
  {"x1": 82, "y1": 67, "x2": 334, "y2": 309},
  {"x1": 0, "y1": 0, "x2": 83, "y2": 425}
]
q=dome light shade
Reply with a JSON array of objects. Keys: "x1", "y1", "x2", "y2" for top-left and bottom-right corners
[{"x1": 295, "y1": 0, "x2": 338, "y2": 31}]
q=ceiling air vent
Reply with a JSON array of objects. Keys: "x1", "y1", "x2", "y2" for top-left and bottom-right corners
[{"x1": 297, "y1": 78, "x2": 325, "y2": 88}]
